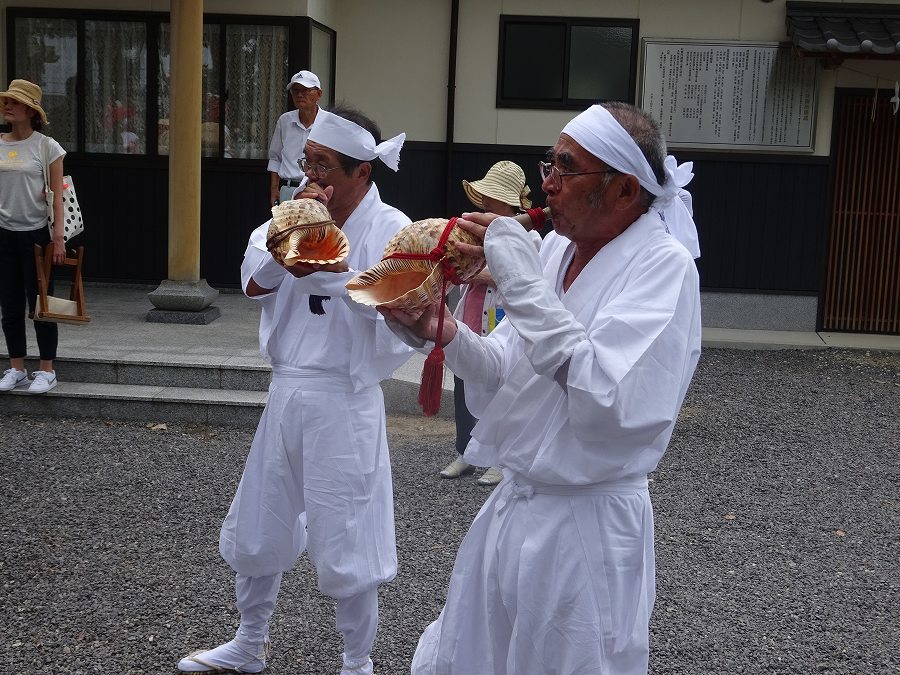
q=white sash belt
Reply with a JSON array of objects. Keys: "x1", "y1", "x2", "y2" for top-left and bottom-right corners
[
  {"x1": 495, "y1": 473, "x2": 648, "y2": 514},
  {"x1": 271, "y1": 365, "x2": 358, "y2": 393}
]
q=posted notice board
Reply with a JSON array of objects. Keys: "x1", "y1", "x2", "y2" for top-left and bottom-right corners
[{"x1": 641, "y1": 39, "x2": 818, "y2": 151}]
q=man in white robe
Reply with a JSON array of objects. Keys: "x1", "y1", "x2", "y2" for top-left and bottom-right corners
[
  {"x1": 178, "y1": 106, "x2": 413, "y2": 675},
  {"x1": 384, "y1": 102, "x2": 702, "y2": 674}
]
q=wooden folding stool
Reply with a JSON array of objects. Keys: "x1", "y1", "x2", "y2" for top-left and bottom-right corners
[{"x1": 32, "y1": 243, "x2": 92, "y2": 325}]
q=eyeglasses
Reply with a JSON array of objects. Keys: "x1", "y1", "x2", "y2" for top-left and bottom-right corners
[
  {"x1": 538, "y1": 161, "x2": 618, "y2": 191},
  {"x1": 298, "y1": 157, "x2": 343, "y2": 178}
]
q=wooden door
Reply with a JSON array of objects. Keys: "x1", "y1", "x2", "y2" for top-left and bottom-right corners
[{"x1": 824, "y1": 91, "x2": 900, "y2": 334}]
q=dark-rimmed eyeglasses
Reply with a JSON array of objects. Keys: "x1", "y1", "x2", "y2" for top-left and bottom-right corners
[
  {"x1": 538, "y1": 161, "x2": 618, "y2": 191},
  {"x1": 298, "y1": 157, "x2": 342, "y2": 178}
]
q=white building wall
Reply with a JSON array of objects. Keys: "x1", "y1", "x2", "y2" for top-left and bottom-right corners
[
  {"x1": 331, "y1": 0, "x2": 900, "y2": 156},
  {"x1": 2, "y1": 0, "x2": 898, "y2": 153}
]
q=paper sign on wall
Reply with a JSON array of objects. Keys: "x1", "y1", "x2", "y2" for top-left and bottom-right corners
[{"x1": 641, "y1": 39, "x2": 818, "y2": 151}]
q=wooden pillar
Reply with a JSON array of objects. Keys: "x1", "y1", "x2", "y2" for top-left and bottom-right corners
[
  {"x1": 168, "y1": 0, "x2": 203, "y2": 281},
  {"x1": 146, "y1": 0, "x2": 219, "y2": 323}
]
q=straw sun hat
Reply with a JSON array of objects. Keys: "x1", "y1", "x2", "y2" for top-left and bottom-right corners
[
  {"x1": 0, "y1": 79, "x2": 48, "y2": 124},
  {"x1": 462, "y1": 160, "x2": 531, "y2": 211}
]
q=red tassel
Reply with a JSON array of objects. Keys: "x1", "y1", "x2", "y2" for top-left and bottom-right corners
[{"x1": 418, "y1": 346, "x2": 445, "y2": 416}]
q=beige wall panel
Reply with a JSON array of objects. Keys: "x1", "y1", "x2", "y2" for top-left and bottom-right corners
[
  {"x1": 333, "y1": 0, "x2": 449, "y2": 141},
  {"x1": 638, "y1": 0, "x2": 740, "y2": 40},
  {"x1": 453, "y1": 0, "x2": 501, "y2": 144},
  {"x1": 503, "y1": 0, "x2": 639, "y2": 19},
  {"x1": 305, "y1": 0, "x2": 337, "y2": 27},
  {"x1": 496, "y1": 109, "x2": 574, "y2": 149},
  {"x1": 738, "y1": 0, "x2": 790, "y2": 40}
]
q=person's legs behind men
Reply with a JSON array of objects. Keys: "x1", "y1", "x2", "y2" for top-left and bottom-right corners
[
  {"x1": 440, "y1": 376, "x2": 476, "y2": 479},
  {"x1": 441, "y1": 375, "x2": 502, "y2": 485}
]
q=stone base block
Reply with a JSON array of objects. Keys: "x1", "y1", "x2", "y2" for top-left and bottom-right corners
[
  {"x1": 148, "y1": 279, "x2": 220, "y2": 312},
  {"x1": 146, "y1": 306, "x2": 222, "y2": 325}
]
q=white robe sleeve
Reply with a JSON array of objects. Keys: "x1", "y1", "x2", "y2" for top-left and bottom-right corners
[
  {"x1": 483, "y1": 218, "x2": 586, "y2": 376},
  {"x1": 442, "y1": 320, "x2": 511, "y2": 415},
  {"x1": 241, "y1": 223, "x2": 285, "y2": 298}
]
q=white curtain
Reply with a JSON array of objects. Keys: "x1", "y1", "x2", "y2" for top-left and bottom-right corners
[
  {"x1": 84, "y1": 21, "x2": 147, "y2": 154},
  {"x1": 224, "y1": 24, "x2": 290, "y2": 159}
]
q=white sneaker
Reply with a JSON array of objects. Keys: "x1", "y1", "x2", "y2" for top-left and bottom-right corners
[
  {"x1": 177, "y1": 637, "x2": 269, "y2": 672},
  {"x1": 440, "y1": 458, "x2": 474, "y2": 479},
  {"x1": 341, "y1": 656, "x2": 374, "y2": 675},
  {"x1": 0, "y1": 368, "x2": 28, "y2": 392},
  {"x1": 27, "y1": 370, "x2": 57, "y2": 394},
  {"x1": 477, "y1": 466, "x2": 503, "y2": 486}
]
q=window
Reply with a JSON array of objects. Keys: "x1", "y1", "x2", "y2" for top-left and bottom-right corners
[
  {"x1": 85, "y1": 20, "x2": 148, "y2": 154},
  {"x1": 12, "y1": 17, "x2": 78, "y2": 151},
  {"x1": 497, "y1": 15, "x2": 639, "y2": 110},
  {"x1": 8, "y1": 9, "x2": 333, "y2": 160}
]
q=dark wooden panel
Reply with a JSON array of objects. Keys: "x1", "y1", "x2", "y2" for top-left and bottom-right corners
[
  {"x1": 199, "y1": 167, "x2": 270, "y2": 287},
  {"x1": 677, "y1": 151, "x2": 830, "y2": 293},
  {"x1": 65, "y1": 160, "x2": 169, "y2": 283},
  {"x1": 65, "y1": 144, "x2": 831, "y2": 293},
  {"x1": 375, "y1": 143, "x2": 447, "y2": 222},
  {"x1": 823, "y1": 93, "x2": 900, "y2": 334}
]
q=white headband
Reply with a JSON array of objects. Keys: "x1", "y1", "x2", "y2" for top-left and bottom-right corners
[
  {"x1": 307, "y1": 109, "x2": 405, "y2": 172},
  {"x1": 562, "y1": 105, "x2": 700, "y2": 258}
]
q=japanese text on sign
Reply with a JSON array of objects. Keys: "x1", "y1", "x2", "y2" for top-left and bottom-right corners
[{"x1": 641, "y1": 40, "x2": 817, "y2": 151}]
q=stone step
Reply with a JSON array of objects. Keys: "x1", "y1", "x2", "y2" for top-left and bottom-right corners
[
  {"x1": 21, "y1": 354, "x2": 272, "y2": 391},
  {"x1": 6, "y1": 355, "x2": 453, "y2": 427},
  {"x1": 4, "y1": 381, "x2": 267, "y2": 428}
]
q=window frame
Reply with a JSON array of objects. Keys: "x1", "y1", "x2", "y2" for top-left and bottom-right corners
[
  {"x1": 5, "y1": 7, "x2": 333, "y2": 162},
  {"x1": 496, "y1": 14, "x2": 640, "y2": 110}
]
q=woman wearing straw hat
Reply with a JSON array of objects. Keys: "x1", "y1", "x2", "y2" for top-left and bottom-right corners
[
  {"x1": 440, "y1": 160, "x2": 534, "y2": 486},
  {"x1": 0, "y1": 79, "x2": 66, "y2": 394}
]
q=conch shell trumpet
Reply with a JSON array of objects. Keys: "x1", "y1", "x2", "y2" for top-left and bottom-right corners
[
  {"x1": 266, "y1": 198, "x2": 350, "y2": 267},
  {"x1": 346, "y1": 209, "x2": 548, "y2": 312}
]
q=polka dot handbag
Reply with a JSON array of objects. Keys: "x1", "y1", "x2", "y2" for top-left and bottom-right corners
[
  {"x1": 58, "y1": 175, "x2": 84, "y2": 243},
  {"x1": 41, "y1": 135, "x2": 84, "y2": 244}
]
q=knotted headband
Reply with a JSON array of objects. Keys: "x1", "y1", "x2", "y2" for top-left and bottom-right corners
[
  {"x1": 562, "y1": 105, "x2": 700, "y2": 258},
  {"x1": 308, "y1": 109, "x2": 405, "y2": 171}
]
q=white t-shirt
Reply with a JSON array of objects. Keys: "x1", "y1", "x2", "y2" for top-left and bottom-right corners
[
  {"x1": 0, "y1": 132, "x2": 65, "y2": 232},
  {"x1": 266, "y1": 108, "x2": 318, "y2": 181}
]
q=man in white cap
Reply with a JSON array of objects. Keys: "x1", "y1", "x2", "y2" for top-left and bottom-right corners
[
  {"x1": 383, "y1": 101, "x2": 702, "y2": 674},
  {"x1": 178, "y1": 105, "x2": 413, "y2": 675},
  {"x1": 268, "y1": 70, "x2": 323, "y2": 207}
]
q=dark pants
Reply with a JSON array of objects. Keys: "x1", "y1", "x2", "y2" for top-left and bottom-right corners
[
  {"x1": 0, "y1": 227, "x2": 57, "y2": 361},
  {"x1": 453, "y1": 375, "x2": 477, "y2": 455}
]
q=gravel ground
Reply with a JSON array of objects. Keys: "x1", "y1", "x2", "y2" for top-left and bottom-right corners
[{"x1": 1, "y1": 348, "x2": 898, "y2": 675}]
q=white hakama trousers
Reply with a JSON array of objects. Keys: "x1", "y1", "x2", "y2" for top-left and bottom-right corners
[
  {"x1": 412, "y1": 474, "x2": 654, "y2": 675},
  {"x1": 219, "y1": 375, "x2": 396, "y2": 658}
]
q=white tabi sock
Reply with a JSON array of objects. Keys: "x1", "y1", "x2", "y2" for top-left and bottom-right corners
[{"x1": 336, "y1": 587, "x2": 379, "y2": 671}]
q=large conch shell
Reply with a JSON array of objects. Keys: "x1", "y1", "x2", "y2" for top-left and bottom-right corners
[
  {"x1": 346, "y1": 210, "x2": 547, "y2": 312},
  {"x1": 266, "y1": 198, "x2": 349, "y2": 267}
]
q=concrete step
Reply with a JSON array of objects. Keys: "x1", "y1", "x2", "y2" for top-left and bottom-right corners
[
  {"x1": 7, "y1": 354, "x2": 452, "y2": 427},
  {"x1": 4, "y1": 381, "x2": 267, "y2": 427},
  {"x1": 22, "y1": 354, "x2": 272, "y2": 391}
]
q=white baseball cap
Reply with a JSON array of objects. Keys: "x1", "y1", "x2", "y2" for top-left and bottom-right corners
[{"x1": 286, "y1": 70, "x2": 321, "y2": 90}]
